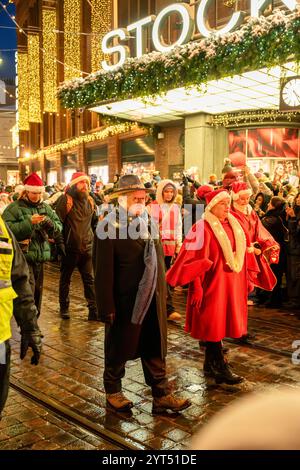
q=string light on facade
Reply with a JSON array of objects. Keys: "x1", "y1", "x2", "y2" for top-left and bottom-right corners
[
  {"x1": 28, "y1": 34, "x2": 42, "y2": 123},
  {"x1": 17, "y1": 52, "x2": 30, "y2": 131},
  {"x1": 90, "y1": 0, "x2": 112, "y2": 73},
  {"x1": 18, "y1": 123, "x2": 138, "y2": 162},
  {"x1": 42, "y1": 8, "x2": 58, "y2": 113},
  {"x1": 64, "y1": 0, "x2": 81, "y2": 81},
  {"x1": 223, "y1": 0, "x2": 237, "y2": 7},
  {"x1": 210, "y1": 110, "x2": 300, "y2": 127}
]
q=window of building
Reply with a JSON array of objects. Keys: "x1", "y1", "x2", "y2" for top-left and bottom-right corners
[
  {"x1": 121, "y1": 135, "x2": 155, "y2": 176},
  {"x1": 87, "y1": 146, "x2": 109, "y2": 183}
]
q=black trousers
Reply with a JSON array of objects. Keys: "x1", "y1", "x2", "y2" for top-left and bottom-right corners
[
  {"x1": 104, "y1": 328, "x2": 169, "y2": 398},
  {"x1": 28, "y1": 262, "x2": 44, "y2": 317},
  {"x1": 0, "y1": 341, "x2": 11, "y2": 418},
  {"x1": 59, "y1": 251, "x2": 96, "y2": 311}
]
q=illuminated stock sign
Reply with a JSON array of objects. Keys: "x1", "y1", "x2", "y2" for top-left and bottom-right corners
[{"x1": 101, "y1": 0, "x2": 298, "y2": 71}]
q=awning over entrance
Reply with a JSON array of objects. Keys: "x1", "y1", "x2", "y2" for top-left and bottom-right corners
[
  {"x1": 90, "y1": 62, "x2": 297, "y2": 125},
  {"x1": 58, "y1": 7, "x2": 300, "y2": 125}
]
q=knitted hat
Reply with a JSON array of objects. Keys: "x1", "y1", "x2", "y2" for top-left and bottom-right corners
[
  {"x1": 231, "y1": 182, "x2": 252, "y2": 201},
  {"x1": 23, "y1": 173, "x2": 45, "y2": 193},
  {"x1": 196, "y1": 185, "x2": 214, "y2": 201},
  {"x1": 69, "y1": 172, "x2": 90, "y2": 188},
  {"x1": 205, "y1": 189, "x2": 231, "y2": 212}
]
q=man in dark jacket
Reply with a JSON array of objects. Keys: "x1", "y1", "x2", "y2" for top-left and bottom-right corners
[
  {"x1": 0, "y1": 215, "x2": 42, "y2": 419},
  {"x1": 3, "y1": 173, "x2": 62, "y2": 317},
  {"x1": 56, "y1": 172, "x2": 99, "y2": 321},
  {"x1": 93, "y1": 175, "x2": 191, "y2": 413},
  {"x1": 261, "y1": 197, "x2": 287, "y2": 308}
]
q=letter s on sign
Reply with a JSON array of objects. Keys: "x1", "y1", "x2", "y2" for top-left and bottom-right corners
[
  {"x1": 101, "y1": 29, "x2": 130, "y2": 71},
  {"x1": 292, "y1": 340, "x2": 300, "y2": 365}
]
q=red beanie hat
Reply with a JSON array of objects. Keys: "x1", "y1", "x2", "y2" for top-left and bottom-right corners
[
  {"x1": 196, "y1": 185, "x2": 214, "y2": 200},
  {"x1": 23, "y1": 172, "x2": 45, "y2": 193},
  {"x1": 205, "y1": 189, "x2": 231, "y2": 212},
  {"x1": 69, "y1": 172, "x2": 90, "y2": 188},
  {"x1": 231, "y1": 182, "x2": 252, "y2": 201}
]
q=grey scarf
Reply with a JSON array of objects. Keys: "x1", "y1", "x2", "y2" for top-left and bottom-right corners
[{"x1": 131, "y1": 233, "x2": 157, "y2": 325}]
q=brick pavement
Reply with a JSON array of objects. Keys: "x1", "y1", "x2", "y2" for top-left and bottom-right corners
[
  {"x1": 0, "y1": 390, "x2": 119, "y2": 450},
  {"x1": 1, "y1": 263, "x2": 300, "y2": 450}
]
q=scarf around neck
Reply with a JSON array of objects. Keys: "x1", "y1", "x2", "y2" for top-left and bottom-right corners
[{"x1": 204, "y1": 211, "x2": 246, "y2": 273}]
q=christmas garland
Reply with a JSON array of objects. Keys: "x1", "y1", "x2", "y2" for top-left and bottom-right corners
[{"x1": 58, "y1": 8, "x2": 300, "y2": 110}]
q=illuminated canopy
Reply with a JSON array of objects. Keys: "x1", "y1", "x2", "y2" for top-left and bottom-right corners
[
  {"x1": 58, "y1": 7, "x2": 300, "y2": 122},
  {"x1": 89, "y1": 63, "x2": 298, "y2": 124}
]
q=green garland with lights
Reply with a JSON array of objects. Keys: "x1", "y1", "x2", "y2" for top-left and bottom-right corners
[{"x1": 58, "y1": 9, "x2": 300, "y2": 109}]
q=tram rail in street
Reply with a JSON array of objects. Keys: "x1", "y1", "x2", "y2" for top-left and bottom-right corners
[{"x1": 9, "y1": 379, "x2": 148, "y2": 451}]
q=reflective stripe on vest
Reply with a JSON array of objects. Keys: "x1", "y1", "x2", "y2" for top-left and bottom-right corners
[{"x1": 0, "y1": 217, "x2": 17, "y2": 343}]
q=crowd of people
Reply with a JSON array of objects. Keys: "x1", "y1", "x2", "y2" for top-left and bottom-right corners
[{"x1": 0, "y1": 159, "x2": 300, "y2": 415}]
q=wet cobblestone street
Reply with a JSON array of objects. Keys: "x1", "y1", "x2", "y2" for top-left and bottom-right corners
[{"x1": 1, "y1": 263, "x2": 300, "y2": 450}]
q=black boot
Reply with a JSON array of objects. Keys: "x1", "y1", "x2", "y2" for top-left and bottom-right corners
[
  {"x1": 88, "y1": 307, "x2": 100, "y2": 322},
  {"x1": 60, "y1": 309, "x2": 70, "y2": 319},
  {"x1": 204, "y1": 342, "x2": 244, "y2": 385}
]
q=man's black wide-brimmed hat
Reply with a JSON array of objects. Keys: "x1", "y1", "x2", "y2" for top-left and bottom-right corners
[{"x1": 110, "y1": 174, "x2": 153, "y2": 198}]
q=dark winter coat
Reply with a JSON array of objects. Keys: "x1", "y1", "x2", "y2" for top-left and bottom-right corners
[
  {"x1": 261, "y1": 208, "x2": 288, "y2": 246},
  {"x1": 93, "y1": 210, "x2": 167, "y2": 362},
  {"x1": 55, "y1": 187, "x2": 98, "y2": 254},
  {"x1": 3, "y1": 197, "x2": 62, "y2": 264},
  {"x1": 287, "y1": 207, "x2": 300, "y2": 257}
]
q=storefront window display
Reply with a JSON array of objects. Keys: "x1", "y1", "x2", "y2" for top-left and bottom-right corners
[
  {"x1": 229, "y1": 128, "x2": 300, "y2": 180},
  {"x1": 46, "y1": 157, "x2": 57, "y2": 186},
  {"x1": 47, "y1": 171, "x2": 58, "y2": 186},
  {"x1": 62, "y1": 154, "x2": 78, "y2": 183},
  {"x1": 87, "y1": 147, "x2": 109, "y2": 184},
  {"x1": 6, "y1": 171, "x2": 20, "y2": 186},
  {"x1": 121, "y1": 136, "x2": 155, "y2": 178}
]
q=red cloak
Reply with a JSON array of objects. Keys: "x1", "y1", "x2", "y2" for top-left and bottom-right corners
[
  {"x1": 231, "y1": 207, "x2": 279, "y2": 291},
  {"x1": 166, "y1": 220, "x2": 248, "y2": 342}
]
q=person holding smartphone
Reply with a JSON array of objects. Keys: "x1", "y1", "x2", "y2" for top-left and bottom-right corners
[{"x1": 2, "y1": 173, "x2": 62, "y2": 317}]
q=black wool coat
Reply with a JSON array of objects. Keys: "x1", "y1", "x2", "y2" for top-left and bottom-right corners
[{"x1": 93, "y1": 216, "x2": 167, "y2": 362}]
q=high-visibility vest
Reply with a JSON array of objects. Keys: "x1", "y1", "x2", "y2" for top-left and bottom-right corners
[{"x1": 0, "y1": 216, "x2": 17, "y2": 342}]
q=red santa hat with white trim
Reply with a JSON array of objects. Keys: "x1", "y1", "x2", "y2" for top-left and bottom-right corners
[
  {"x1": 230, "y1": 182, "x2": 252, "y2": 201},
  {"x1": 23, "y1": 172, "x2": 45, "y2": 193},
  {"x1": 205, "y1": 188, "x2": 231, "y2": 212},
  {"x1": 69, "y1": 172, "x2": 90, "y2": 188}
]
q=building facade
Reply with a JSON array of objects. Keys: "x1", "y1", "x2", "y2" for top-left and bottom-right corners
[
  {"x1": 0, "y1": 78, "x2": 18, "y2": 184},
  {"x1": 16, "y1": 0, "x2": 300, "y2": 185}
]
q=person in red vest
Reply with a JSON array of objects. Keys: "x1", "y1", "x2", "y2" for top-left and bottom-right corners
[
  {"x1": 150, "y1": 179, "x2": 182, "y2": 322},
  {"x1": 166, "y1": 189, "x2": 248, "y2": 385}
]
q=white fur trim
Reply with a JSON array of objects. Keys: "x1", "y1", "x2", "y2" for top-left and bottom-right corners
[
  {"x1": 233, "y1": 202, "x2": 253, "y2": 215},
  {"x1": 156, "y1": 179, "x2": 177, "y2": 205},
  {"x1": 24, "y1": 184, "x2": 45, "y2": 193},
  {"x1": 205, "y1": 191, "x2": 231, "y2": 212},
  {"x1": 204, "y1": 211, "x2": 246, "y2": 273},
  {"x1": 69, "y1": 175, "x2": 90, "y2": 187},
  {"x1": 231, "y1": 189, "x2": 252, "y2": 201}
]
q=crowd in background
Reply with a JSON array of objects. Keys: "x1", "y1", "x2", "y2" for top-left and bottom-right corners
[{"x1": 0, "y1": 158, "x2": 300, "y2": 316}]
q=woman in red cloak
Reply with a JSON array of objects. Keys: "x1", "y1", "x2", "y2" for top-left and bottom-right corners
[
  {"x1": 230, "y1": 182, "x2": 280, "y2": 294},
  {"x1": 166, "y1": 189, "x2": 247, "y2": 385}
]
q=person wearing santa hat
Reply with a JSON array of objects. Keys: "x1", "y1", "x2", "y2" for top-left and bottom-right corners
[
  {"x1": 230, "y1": 181, "x2": 279, "y2": 317},
  {"x1": 2, "y1": 173, "x2": 62, "y2": 317},
  {"x1": 55, "y1": 172, "x2": 99, "y2": 321},
  {"x1": 166, "y1": 189, "x2": 248, "y2": 385}
]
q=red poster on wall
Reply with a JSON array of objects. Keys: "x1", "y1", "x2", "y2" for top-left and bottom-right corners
[{"x1": 229, "y1": 128, "x2": 299, "y2": 168}]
